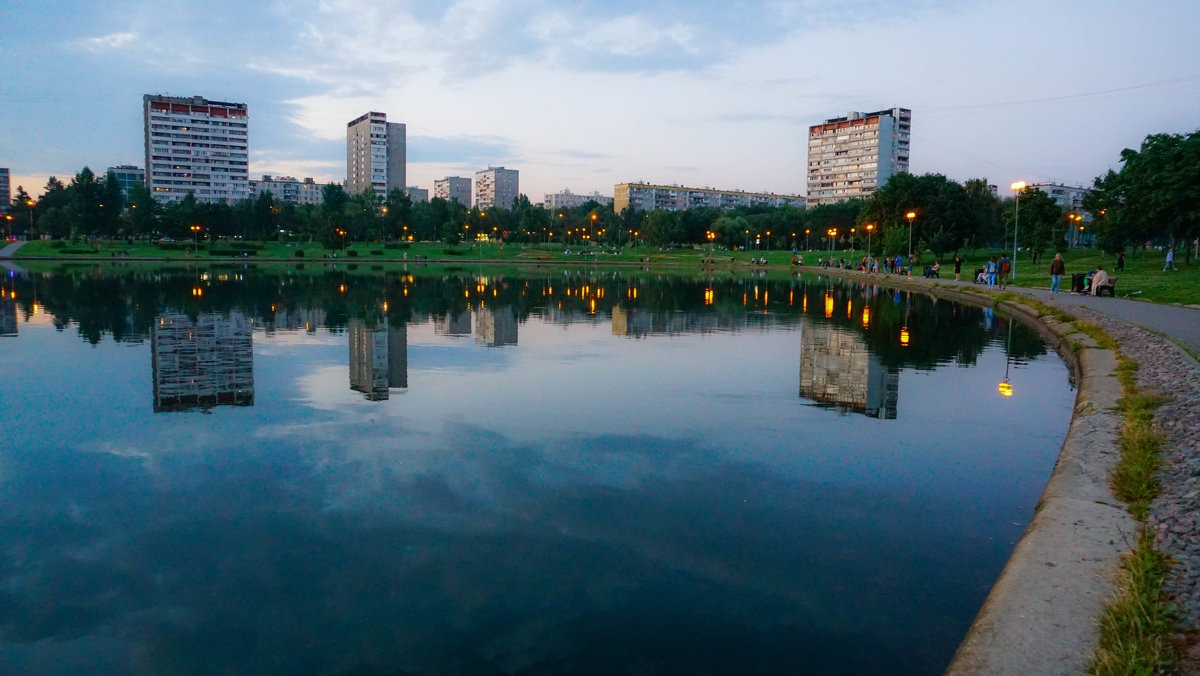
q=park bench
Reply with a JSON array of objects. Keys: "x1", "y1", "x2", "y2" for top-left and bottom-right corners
[{"x1": 1094, "y1": 276, "x2": 1119, "y2": 297}]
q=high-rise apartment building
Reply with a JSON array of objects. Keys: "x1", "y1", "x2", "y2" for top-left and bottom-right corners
[
  {"x1": 143, "y1": 94, "x2": 249, "y2": 204},
  {"x1": 474, "y1": 166, "x2": 519, "y2": 210},
  {"x1": 152, "y1": 311, "x2": 254, "y2": 411},
  {"x1": 613, "y1": 182, "x2": 804, "y2": 214},
  {"x1": 434, "y1": 176, "x2": 471, "y2": 206},
  {"x1": 0, "y1": 168, "x2": 9, "y2": 212},
  {"x1": 406, "y1": 187, "x2": 429, "y2": 203},
  {"x1": 106, "y1": 165, "x2": 144, "y2": 199},
  {"x1": 346, "y1": 112, "x2": 406, "y2": 198},
  {"x1": 806, "y1": 107, "x2": 910, "y2": 206}
]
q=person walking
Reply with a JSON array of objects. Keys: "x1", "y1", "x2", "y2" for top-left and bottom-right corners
[
  {"x1": 1116, "y1": 251, "x2": 1125, "y2": 272},
  {"x1": 953, "y1": 256, "x2": 963, "y2": 281},
  {"x1": 997, "y1": 254, "x2": 1011, "y2": 288},
  {"x1": 1164, "y1": 247, "x2": 1176, "y2": 271},
  {"x1": 1049, "y1": 253, "x2": 1065, "y2": 294}
]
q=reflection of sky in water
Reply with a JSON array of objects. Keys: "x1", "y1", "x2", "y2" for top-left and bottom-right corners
[{"x1": 0, "y1": 307, "x2": 1072, "y2": 674}]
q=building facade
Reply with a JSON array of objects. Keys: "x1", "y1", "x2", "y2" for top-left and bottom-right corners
[
  {"x1": 613, "y1": 182, "x2": 804, "y2": 214},
  {"x1": 346, "y1": 112, "x2": 405, "y2": 198},
  {"x1": 406, "y1": 186, "x2": 429, "y2": 203},
  {"x1": 143, "y1": 94, "x2": 249, "y2": 204},
  {"x1": 0, "y1": 168, "x2": 9, "y2": 213},
  {"x1": 1030, "y1": 182, "x2": 1089, "y2": 211},
  {"x1": 807, "y1": 107, "x2": 910, "y2": 206},
  {"x1": 434, "y1": 176, "x2": 472, "y2": 206},
  {"x1": 106, "y1": 165, "x2": 145, "y2": 199},
  {"x1": 544, "y1": 189, "x2": 613, "y2": 211},
  {"x1": 247, "y1": 175, "x2": 325, "y2": 205},
  {"x1": 474, "y1": 166, "x2": 519, "y2": 210}
]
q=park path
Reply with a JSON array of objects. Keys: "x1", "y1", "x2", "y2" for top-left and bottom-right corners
[{"x1": 0, "y1": 240, "x2": 27, "y2": 258}]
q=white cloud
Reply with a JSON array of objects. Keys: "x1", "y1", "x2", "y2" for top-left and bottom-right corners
[{"x1": 75, "y1": 31, "x2": 138, "y2": 52}]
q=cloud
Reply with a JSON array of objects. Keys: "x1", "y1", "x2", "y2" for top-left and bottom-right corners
[
  {"x1": 74, "y1": 32, "x2": 138, "y2": 52},
  {"x1": 408, "y1": 135, "x2": 520, "y2": 166}
]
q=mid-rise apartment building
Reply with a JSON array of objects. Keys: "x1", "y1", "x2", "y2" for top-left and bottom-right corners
[
  {"x1": 143, "y1": 94, "x2": 249, "y2": 204},
  {"x1": 406, "y1": 186, "x2": 429, "y2": 203},
  {"x1": 474, "y1": 166, "x2": 519, "y2": 210},
  {"x1": 106, "y1": 165, "x2": 145, "y2": 199},
  {"x1": 613, "y1": 182, "x2": 804, "y2": 214},
  {"x1": 807, "y1": 107, "x2": 910, "y2": 206},
  {"x1": 247, "y1": 175, "x2": 325, "y2": 205},
  {"x1": 1030, "y1": 182, "x2": 1089, "y2": 211},
  {"x1": 346, "y1": 111, "x2": 405, "y2": 197},
  {"x1": 434, "y1": 176, "x2": 471, "y2": 206},
  {"x1": 544, "y1": 189, "x2": 613, "y2": 211}
]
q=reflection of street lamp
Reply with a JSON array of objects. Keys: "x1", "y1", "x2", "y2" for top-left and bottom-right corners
[
  {"x1": 998, "y1": 319, "x2": 1014, "y2": 397},
  {"x1": 1011, "y1": 181, "x2": 1026, "y2": 279},
  {"x1": 905, "y1": 211, "x2": 916, "y2": 260}
]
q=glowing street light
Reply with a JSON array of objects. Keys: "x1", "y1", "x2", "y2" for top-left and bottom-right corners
[
  {"x1": 190, "y1": 224, "x2": 202, "y2": 249},
  {"x1": 1011, "y1": 181, "x2": 1026, "y2": 279},
  {"x1": 905, "y1": 211, "x2": 916, "y2": 260},
  {"x1": 864, "y1": 223, "x2": 875, "y2": 258}
]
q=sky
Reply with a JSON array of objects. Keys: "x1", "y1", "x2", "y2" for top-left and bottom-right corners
[{"x1": 1, "y1": 0, "x2": 1198, "y2": 204}]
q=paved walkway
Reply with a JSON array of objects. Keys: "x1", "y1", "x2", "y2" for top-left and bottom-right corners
[{"x1": 0, "y1": 240, "x2": 27, "y2": 258}]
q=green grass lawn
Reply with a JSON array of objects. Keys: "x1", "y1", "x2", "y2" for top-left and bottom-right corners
[{"x1": 10, "y1": 239, "x2": 1197, "y2": 305}]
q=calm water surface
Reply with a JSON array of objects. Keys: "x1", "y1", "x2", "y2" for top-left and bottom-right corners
[{"x1": 0, "y1": 266, "x2": 1073, "y2": 674}]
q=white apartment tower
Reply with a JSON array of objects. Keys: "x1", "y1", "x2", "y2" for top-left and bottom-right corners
[
  {"x1": 143, "y1": 95, "x2": 249, "y2": 204},
  {"x1": 807, "y1": 107, "x2": 910, "y2": 206},
  {"x1": 346, "y1": 112, "x2": 406, "y2": 198},
  {"x1": 474, "y1": 166, "x2": 519, "y2": 210},
  {"x1": 434, "y1": 177, "x2": 472, "y2": 206}
]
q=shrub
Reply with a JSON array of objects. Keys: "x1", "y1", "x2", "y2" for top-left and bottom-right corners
[
  {"x1": 347, "y1": 249, "x2": 359, "y2": 257},
  {"x1": 294, "y1": 250, "x2": 305, "y2": 258},
  {"x1": 370, "y1": 250, "x2": 383, "y2": 256}
]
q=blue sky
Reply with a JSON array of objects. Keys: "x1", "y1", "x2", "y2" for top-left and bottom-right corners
[{"x1": 1, "y1": 0, "x2": 1197, "y2": 203}]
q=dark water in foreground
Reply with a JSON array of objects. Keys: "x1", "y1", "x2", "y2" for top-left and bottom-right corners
[{"x1": 0, "y1": 266, "x2": 1072, "y2": 674}]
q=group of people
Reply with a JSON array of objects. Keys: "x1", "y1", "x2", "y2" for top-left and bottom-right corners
[
  {"x1": 1049, "y1": 253, "x2": 1111, "y2": 296},
  {"x1": 973, "y1": 255, "x2": 1013, "y2": 288}
]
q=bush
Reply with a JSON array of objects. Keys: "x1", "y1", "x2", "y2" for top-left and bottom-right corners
[
  {"x1": 443, "y1": 248, "x2": 465, "y2": 256},
  {"x1": 294, "y1": 250, "x2": 305, "y2": 258},
  {"x1": 50, "y1": 240, "x2": 66, "y2": 249},
  {"x1": 384, "y1": 242, "x2": 411, "y2": 250},
  {"x1": 347, "y1": 249, "x2": 359, "y2": 257},
  {"x1": 370, "y1": 250, "x2": 383, "y2": 256}
]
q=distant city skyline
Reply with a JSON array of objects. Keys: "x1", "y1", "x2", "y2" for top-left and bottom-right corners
[{"x1": 2, "y1": 1, "x2": 1198, "y2": 204}]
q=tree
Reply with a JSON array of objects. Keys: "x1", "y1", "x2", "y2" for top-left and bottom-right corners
[
  {"x1": 68, "y1": 167, "x2": 104, "y2": 238},
  {"x1": 99, "y1": 171, "x2": 125, "y2": 237},
  {"x1": 1005, "y1": 187, "x2": 1062, "y2": 264},
  {"x1": 124, "y1": 182, "x2": 158, "y2": 238},
  {"x1": 384, "y1": 189, "x2": 413, "y2": 241}
]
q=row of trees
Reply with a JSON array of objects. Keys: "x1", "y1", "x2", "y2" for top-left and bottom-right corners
[{"x1": 7, "y1": 129, "x2": 1192, "y2": 261}]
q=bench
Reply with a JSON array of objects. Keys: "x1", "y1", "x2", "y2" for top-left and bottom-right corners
[{"x1": 1094, "y1": 276, "x2": 1118, "y2": 297}]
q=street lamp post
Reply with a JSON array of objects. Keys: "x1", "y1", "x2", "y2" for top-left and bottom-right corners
[
  {"x1": 826, "y1": 228, "x2": 838, "y2": 261},
  {"x1": 26, "y1": 200, "x2": 36, "y2": 235},
  {"x1": 905, "y1": 211, "x2": 916, "y2": 261},
  {"x1": 1011, "y1": 181, "x2": 1026, "y2": 279},
  {"x1": 190, "y1": 224, "x2": 202, "y2": 249},
  {"x1": 865, "y1": 223, "x2": 875, "y2": 258}
]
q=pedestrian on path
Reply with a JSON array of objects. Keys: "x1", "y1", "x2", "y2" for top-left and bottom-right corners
[
  {"x1": 1049, "y1": 253, "x2": 1065, "y2": 293},
  {"x1": 1164, "y1": 247, "x2": 1176, "y2": 271},
  {"x1": 954, "y1": 256, "x2": 963, "y2": 281}
]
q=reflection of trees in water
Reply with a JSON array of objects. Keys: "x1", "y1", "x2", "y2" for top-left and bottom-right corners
[{"x1": 9, "y1": 267, "x2": 1046, "y2": 366}]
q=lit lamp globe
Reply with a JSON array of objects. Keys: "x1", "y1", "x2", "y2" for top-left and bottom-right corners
[{"x1": 998, "y1": 380, "x2": 1014, "y2": 397}]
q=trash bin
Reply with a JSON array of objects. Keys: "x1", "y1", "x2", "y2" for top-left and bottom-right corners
[{"x1": 1070, "y1": 272, "x2": 1085, "y2": 293}]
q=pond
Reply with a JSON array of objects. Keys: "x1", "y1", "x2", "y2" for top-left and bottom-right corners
[{"x1": 0, "y1": 265, "x2": 1073, "y2": 674}]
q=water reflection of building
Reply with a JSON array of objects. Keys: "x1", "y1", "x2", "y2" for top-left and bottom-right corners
[
  {"x1": 799, "y1": 323, "x2": 898, "y2": 419},
  {"x1": 474, "y1": 306, "x2": 517, "y2": 346},
  {"x1": 611, "y1": 306, "x2": 764, "y2": 337},
  {"x1": 266, "y1": 308, "x2": 327, "y2": 334},
  {"x1": 348, "y1": 319, "x2": 408, "y2": 400},
  {"x1": 152, "y1": 312, "x2": 254, "y2": 412},
  {"x1": 0, "y1": 297, "x2": 16, "y2": 337},
  {"x1": 434, "y1": 311, "x2": 471, "y2": 336}
]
